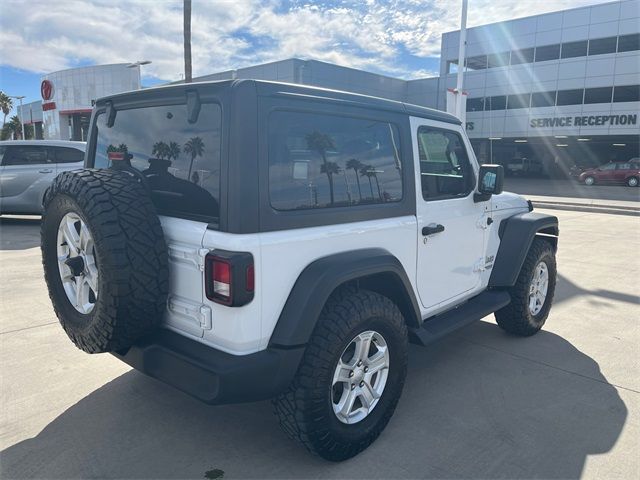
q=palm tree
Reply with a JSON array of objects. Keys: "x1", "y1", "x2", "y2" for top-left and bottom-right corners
[
  {"x1": 184, "y1": 136, "x2": 205, "y2": 180},
  {"x1": 3, "y1": 115, "x2": 23, "y2": 139},
  {"x1": 360, "y1": 164, "x2": 376, "y2": 199},
  {"x1": 0, "y1": 92, "x2": 12, "y2": 127},
  {"x1": 306, "y1": 131, "x2": 337, "y2": 204},
  {"x1": 346, "y1": 158, "x2": 363, "y2": 201},
  {"x1": 152, "y1": 141, "x2": 170, "y2": 159},
  {"x1": 168, "y1": 141, "x2": 181, "y2": 161},
  {"x1": 320, "y1": 161, "x2": 341, "y2": 203},
  {"x1": 184, "y1": 0, "x2": 192, "y2": 83}
]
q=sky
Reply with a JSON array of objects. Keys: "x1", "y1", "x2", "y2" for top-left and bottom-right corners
[{"x1": 0, "y1": 0, "x2": 612, "y2": 116}]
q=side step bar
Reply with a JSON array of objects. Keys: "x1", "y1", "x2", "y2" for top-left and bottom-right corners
[{"x1": 409, "y1": 290, "x2": 511, "y2": 346}]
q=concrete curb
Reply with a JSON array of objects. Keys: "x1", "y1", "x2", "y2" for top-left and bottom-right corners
[{"x1": 532, "y1": 200, "x2": 640, "y2": 217}]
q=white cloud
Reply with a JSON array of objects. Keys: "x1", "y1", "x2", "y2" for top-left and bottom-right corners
[{"x1": 0, "y1": 0, "x2": 611, "y2": 81}]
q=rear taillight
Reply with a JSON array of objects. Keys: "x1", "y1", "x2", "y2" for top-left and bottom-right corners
[{"x1": 205, "y1": 251, "x2": 254, "y2": 306}]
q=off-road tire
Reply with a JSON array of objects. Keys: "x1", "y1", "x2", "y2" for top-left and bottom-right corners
[
  {"x1": 41, "y1": 169, "x2": 169, "y2": 353},
  {"x1": 495, "y1": 238, "x2": 556, "y2": 336},
  {"x1": 273, "y1": 289, "x2": 408, "y2": 462},
  {"x1": 627, "y1": 176, "x2": 638, "y2": 187}
]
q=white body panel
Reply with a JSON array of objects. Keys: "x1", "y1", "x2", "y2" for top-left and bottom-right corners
[{"x1": 157, "y1": 119, "x2": 529, "y2": 356}]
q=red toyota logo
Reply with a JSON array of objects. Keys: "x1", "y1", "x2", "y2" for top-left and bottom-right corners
[{"x1": 41, "y1": 80, "x2": 54, "y2": 101}]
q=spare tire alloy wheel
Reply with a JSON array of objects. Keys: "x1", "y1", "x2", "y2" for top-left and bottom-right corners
[
  {"x1": 332, "y1": 330, "x2": 390, "y2": 424},
  {"x1": 42, "y1": 169, "x2": 169, "y2": 354},
  {"x1": 57, "y1": 212, "x2": 98, "y2": 314}
]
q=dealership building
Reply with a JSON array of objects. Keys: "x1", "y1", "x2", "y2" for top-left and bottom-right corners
[
  {"x1": 17, "y1": 64, "x2": 141, "y2": 141},
  {"x1": 20, "y1": 0, "x2": 638, "y2": 176}
]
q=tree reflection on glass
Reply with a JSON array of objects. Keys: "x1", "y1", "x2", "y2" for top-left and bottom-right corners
[
  {"x1": 306, "y1": 131, "x2": 337, "y2": 204},
  {"x1": 184, "y1": 136, "x2": 205, "y2": 183},
  {"x1": 346, "y1": 158, "x2": 363, "y2": 202}
]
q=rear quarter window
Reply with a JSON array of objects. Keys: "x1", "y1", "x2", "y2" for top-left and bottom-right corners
[
  {"x1": 267, "y1": 111, "x2": 403, "y2": 211},
  {"x1": 54, "y1": 147, "x2": 84, "y2": 163},
  {"x1": 92, "y1": 103, "x2": 222, "y2": 222}
]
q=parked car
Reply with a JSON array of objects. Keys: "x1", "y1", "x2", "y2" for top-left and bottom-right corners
[
  {"x1": 578, "y1": 160, "x2": 640, "y2": 187},
  {"x1": 504, "y1": 157, "x2": 544, "y2": 176},
  {"x1": 0, "y1": 140, "x2": 86, "y2": 214},
  {"x1": 40, "y1": 80, "x2": 558, "y2": 461}
]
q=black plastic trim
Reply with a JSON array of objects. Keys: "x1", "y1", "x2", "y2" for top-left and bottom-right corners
[
  {"x1": 112, "y1": 329, "x2": 304, "y2": 405},
  {"x1": 269, "y1": 248, "x2": 422, "y2": 347},
  {"x1": 409, "y1": 290, "x2": 511, "y2": 345},
  {"x1": 489, "y1": 212, "x2": 559, "y2": 287}
]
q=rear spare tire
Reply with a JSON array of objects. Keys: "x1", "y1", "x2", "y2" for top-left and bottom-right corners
[{"x1": 41, "y1": 169, "x2": 169, "y2": 353}]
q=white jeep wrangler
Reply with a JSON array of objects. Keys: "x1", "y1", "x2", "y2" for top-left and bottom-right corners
[{"x1": 41, "y1": 80, "x2": 558, "y2": 461}]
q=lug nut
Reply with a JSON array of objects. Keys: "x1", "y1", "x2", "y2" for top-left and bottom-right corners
[
  {"x1": 349, "y1": 371, "x2": 354, "y2": 377},
  {"x1": 351, "y1": 384, "x2": 355, "y2": 390},
  {"x1": 357, "y1": 360, "x2": 363, "y2": 367},
  {"x1": 364, "y1": 367, "x2": 369, "y2": 373},
  {"x1": 359, "y1": 381, "x2": 365, "y2": 387}
]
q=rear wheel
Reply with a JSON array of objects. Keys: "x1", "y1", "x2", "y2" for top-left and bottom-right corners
[
  {"x1": 584, "y1": 176, "x2": 595, "y2": 186},
  {"x1": 273, "y1": 289, "x2": 408, "y2": 461},
  {"x1": 495, "y1": 238, "x2": 556, "y2": 336},
  {"x1": 627, "y1": 176, "x2": 638, "y2": 187}
]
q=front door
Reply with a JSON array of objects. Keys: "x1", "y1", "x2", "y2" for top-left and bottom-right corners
[{"x1": 412, "y1": 118, "x2": 488, "y2": 311}]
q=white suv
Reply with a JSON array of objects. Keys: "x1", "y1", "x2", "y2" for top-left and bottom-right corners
[{"x1": 41, "y1": 80, "x2": 558, "y2": 461}]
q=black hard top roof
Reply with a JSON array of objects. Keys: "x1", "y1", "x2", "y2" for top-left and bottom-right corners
[{"x1": 97, "y1": 79, "x2": 461, "y2": 126}]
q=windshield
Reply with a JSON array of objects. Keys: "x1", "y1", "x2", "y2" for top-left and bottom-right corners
[{"x1": 93, "y1": 103, "x2": 222, "y2": 223}]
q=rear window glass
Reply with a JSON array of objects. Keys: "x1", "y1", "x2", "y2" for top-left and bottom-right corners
[
  {"x1": 268, "y1": 111, "x2": 403, "y2": 211},
  {"x1": 93, "y1": 103, "x2": 222, "y2": 222},
  {"x1": 54, "y1": 147, "x2": 84, "y2": 163}
]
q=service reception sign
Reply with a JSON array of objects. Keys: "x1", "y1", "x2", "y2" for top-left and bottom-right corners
[{"x1": 530, "y1": 114, "x2": 638, "y2": 128}]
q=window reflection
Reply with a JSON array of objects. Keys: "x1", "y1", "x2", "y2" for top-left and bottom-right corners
[
  {"x1": 268, "y1": 112, "x2": 403, "y2": 210},
  {"x1": 94, "y1": 103, "x2": 221, "y2": 221}
]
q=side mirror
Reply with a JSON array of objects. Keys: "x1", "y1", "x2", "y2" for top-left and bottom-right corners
[{"x1": 475, "y1": 164, "x2": 504, "y2": 202}]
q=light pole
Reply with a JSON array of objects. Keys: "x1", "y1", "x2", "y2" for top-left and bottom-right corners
[
  {"x1": 9, "y1": 95, "x2": 25, "y2": 139},
  {"x1": 126, "y1": 60, "x2": 152, "y2": 88}
]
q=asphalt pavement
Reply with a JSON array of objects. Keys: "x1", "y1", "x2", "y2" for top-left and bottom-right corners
[{"x1": 1, "y1": 210, "x2": 639, "y2": 479}]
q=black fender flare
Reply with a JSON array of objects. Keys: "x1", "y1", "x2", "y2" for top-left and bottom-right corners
[
  {"x1": 269, "y1": 248, "x2": 422, "y2": 348},
  {"x1": 489, "y1": 211, "x2": 559, "y2": 288}
]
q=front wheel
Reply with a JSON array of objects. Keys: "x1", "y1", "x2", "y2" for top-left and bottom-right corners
[
  {"x1": 273, "y1": 289, "x2": 408, "y2": 461},
  {"x1": 584, "y1": 176, "x2": 595, "y2": 186},
  {"x1": 495, "y1": 238, "x2": 557, "y2": 336}
]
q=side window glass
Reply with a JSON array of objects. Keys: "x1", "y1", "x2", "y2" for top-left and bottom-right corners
[
  {"x1": 268, "y1": 111, "x2": 403, "y2": 211},
  {"x1": 0, "y1": 146, "x2": 6, "y2": 166},
  {"x1": 54, "y1": 147, "x2": 84, "y2": 163},
  {"x1": 417, "y1": 127, "x2": 473, "y2": 201},
  {"x1": 2, "y1": 146, "x2": 50, "y2": 166}
]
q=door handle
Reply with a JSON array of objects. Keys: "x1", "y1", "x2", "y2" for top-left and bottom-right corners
[
  {"x1": 39, "y1": 169, "x2": 53, "y2": 173},
  {"x1": 422, "y1": 224, "x2": 445, "y2": 236}
]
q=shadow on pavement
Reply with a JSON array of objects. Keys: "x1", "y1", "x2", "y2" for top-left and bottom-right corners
[
  {"x1": 0, "y1": 216, "x2": 41, "y2": 251},
  {"x1": 0, "y1": 323, "x2": 627, "y2": 479},
  {"x1": 555, "y1": 273, "x2": 639, "y2": 307}
]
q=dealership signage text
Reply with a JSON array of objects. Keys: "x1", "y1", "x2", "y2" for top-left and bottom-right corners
[{"x1": 530, "y1": 114, "x2": 637, "y2": 128}]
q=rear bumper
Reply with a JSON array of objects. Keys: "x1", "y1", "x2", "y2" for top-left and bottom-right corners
[{"x1": 112, "y1": 330, "x2": 305, "y2": 405}]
